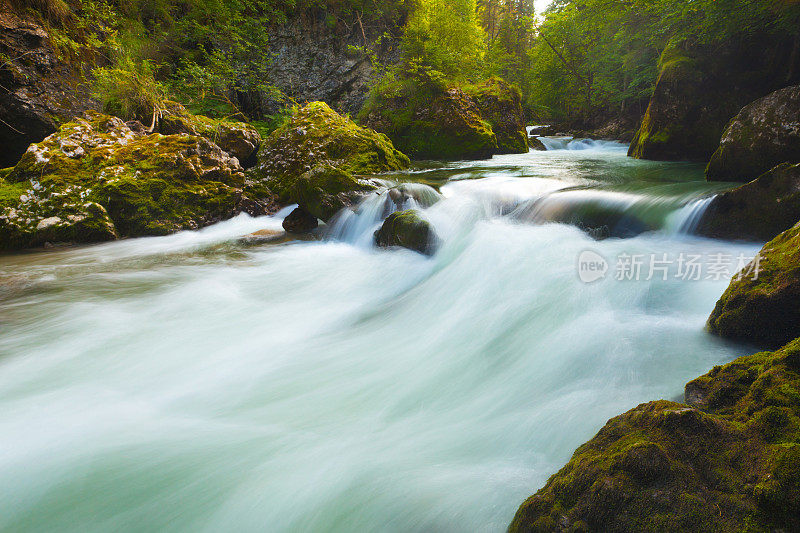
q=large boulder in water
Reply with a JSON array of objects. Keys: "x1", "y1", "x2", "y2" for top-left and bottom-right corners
[
  {"x1": 374, "y1": 209, "x2": 438, "y2": 255},
  {"x1": 705, "y1": 86, "x2": 800, "y2": 182},
  {"x1": 253, "y1": 101, "x2": 409, "y2": 202},
  {"x1": 290, "y1": 163, "x2": 377, "y2": 221},
  {"x1": 696, "y1": 163, "x2": 800, "y2": 241},
  {"x1": 509, "y1": 338, "x2": 800, "y2": 533},
  {"x1": 707, "y1": 222, "x2": 800, "y2": 348},
  {"x1": 0, "y1": 112, "x2": 275, "y2": 249},
  {"x1": 359, "y1": 76, "x2": 498, "y2": 159},
  {"x1": 465, "y1": 78, "x2": 528, "y2": 154},
  {"x1": 629, "y1": 40, "x2": 795, "y2": 162}
]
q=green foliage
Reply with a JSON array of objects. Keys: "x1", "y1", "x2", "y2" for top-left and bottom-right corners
[
  {"x1": 401, "y1": 0, "x2": 487, "y2": 80},
  {"x1": 250, "y1": 111, "x2": 293, "y2": 139},
  {"x1": 524, "y1": 0, "x2": 800, "y2": 123},
  {"x1": 102, "y1": 0, "x2": 407, "y2": 118},
  {"x1": 91, "y1": 54, "x2": 168, "y2": 123}
]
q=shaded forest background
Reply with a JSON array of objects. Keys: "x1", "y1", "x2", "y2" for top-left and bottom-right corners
[{"x1": 6, "y1": 0, "x2": 800, "y2": 130}]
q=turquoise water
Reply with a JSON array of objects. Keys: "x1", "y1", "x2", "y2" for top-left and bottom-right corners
[{"x1": 0, "y1": 141, "x2": 758, "y2": 532}]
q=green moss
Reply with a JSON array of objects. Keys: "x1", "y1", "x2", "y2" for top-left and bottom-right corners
[
  {"x1": 290, "y1": 163, "x2": 376, "y2": 222},
  {"x1": 158, "y1": 101, "x2": 262, "y2": 163},
  {"x1": 0, "y1": 178, "x2": 28, "y2": 209},
  {"x1": 359, "y1": 77, "x2": 499, "y2": 160},
  {"x1": 628, "y1": 42, "x2": 747, "y2": 162},
  {"x1": 1, "y1": 111, "x2": 271, "y2": 249},
  {"x1": 510, "y1": 340, "x2": 800, "y2": 532},
  {"x1": 707, "y1": 223, "x2": 800, "y2": 348},
  {"x1": 463, "y1": 77, "x2": 528, "y2": 154},
  {"x1": 253, "y1": 101, "x2": 409, "y2": 202}
]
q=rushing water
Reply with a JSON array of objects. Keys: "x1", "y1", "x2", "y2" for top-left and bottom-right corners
[{"x1": 0, "y1": 140, "x2": 760, "y2": 532}]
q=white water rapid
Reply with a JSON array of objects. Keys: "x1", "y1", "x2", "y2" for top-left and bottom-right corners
[{"x1": 0, "y1": 140, "x2": 759, "y2": 532}]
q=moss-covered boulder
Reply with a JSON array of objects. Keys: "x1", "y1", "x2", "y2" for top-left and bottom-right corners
[
  {"x1": 629, "y1": 42, "x2": 791, "y2": 162},
  {"x1": 360, "y1": 80, "x2": 498, "y2": 160},
  {"x1": 290, "y1": 163, "x2": 376, "y2": 221},
  {"x1": 706, "y1": 85, "x2": 800, "y2": 182},
  {"x1": 0, "y1": 112, "x2": 274, "y2": 249},
  {"x1": 253, "y1": 101, "x2": 409, "y2": 202},
  {"x1": 159, "y1": 101, "x2": 262, "y2": 165},
  {"x1": 707, "y1": 222, "x2": 800, "y2": 348},
  {"x1": 464, "y1": 78, "x2": 528, "y2": 154},
  {"x1": 696, "y1": 163, "x2": 800, "y2": 241},
  {"x1": 629, "y1": 46, "x2": 728, "y2": 161},
  {"x1": 374, "y1": 209, "x2": 438, "y2": 255},
  {"x1": 510, "y1": 338, "x2": 800, "y2": 532}
]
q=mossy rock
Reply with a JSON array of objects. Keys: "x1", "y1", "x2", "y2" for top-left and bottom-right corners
[
  {"x1": 464, "y1": 78, "x2": 528, "y2": 154},
  {"x1": 510, "y1": 338, "x2": 800, "y2": 532},
  {"x1": 253, "y1": 101, "x2": 409, "y2": 201},
  {"x1": 158, "y1": 101, "x2": 262, "y2": 165},
  {"x1": 628, "y1": 46, "x2": 719, "y2": 161},
  {"x1": 629, "y1": 41, "x2": 788, "y2": 162},
  {"x1": 0, "y1": 192, "x2": 117, "y2": 250},
  {"x1": 360, "y1": 80, "x2": 498, "y2": 160},
  {"x1": 707, "y1": 222, "x2": 800, "y2": 348},
  {"x1": 290, "y1": 163, "x2": 377, "y2": 222},
  {"x1": 0, "y1": 111, "x2": 275, "y2": 249},
  {"x1": 374, "y1": 209, "x2": 438, "y2": 255},
  {"x1": 696, "y1": 163, "x2": 800, "y2": 242},
  {"x1": 705, "y1": 85, "x2": 800, "y2": 182}
]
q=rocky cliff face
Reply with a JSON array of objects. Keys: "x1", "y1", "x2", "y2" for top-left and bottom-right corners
[
  {"x1": 241, "y1": 20, "x2": 401, "y2": 118},
  {"x1": 629, "y1": 39, "x2": 799, "y2": 162},
  {"x1": 0, "y1": 4, "x2": 94, "y2": 168}
]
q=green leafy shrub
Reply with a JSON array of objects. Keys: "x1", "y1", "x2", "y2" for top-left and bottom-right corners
[{"x1": 92, "y1": 55, "x2": 168, "y2": 125}]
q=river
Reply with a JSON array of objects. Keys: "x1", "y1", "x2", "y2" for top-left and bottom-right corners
[{"x1": 0, "y1": 138, "x2": 760, "y2": 532}]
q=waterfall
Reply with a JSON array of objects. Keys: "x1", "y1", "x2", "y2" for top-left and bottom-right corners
[
  {"x1": 537, "y1": 136, "x2": 629, "y2": 152},
  {"x1": 666, "y1": 196, "x2": 716, "y2": 235},
  {"x1": 326, "y1": 183, "x2": 442, "y2": 246}
]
